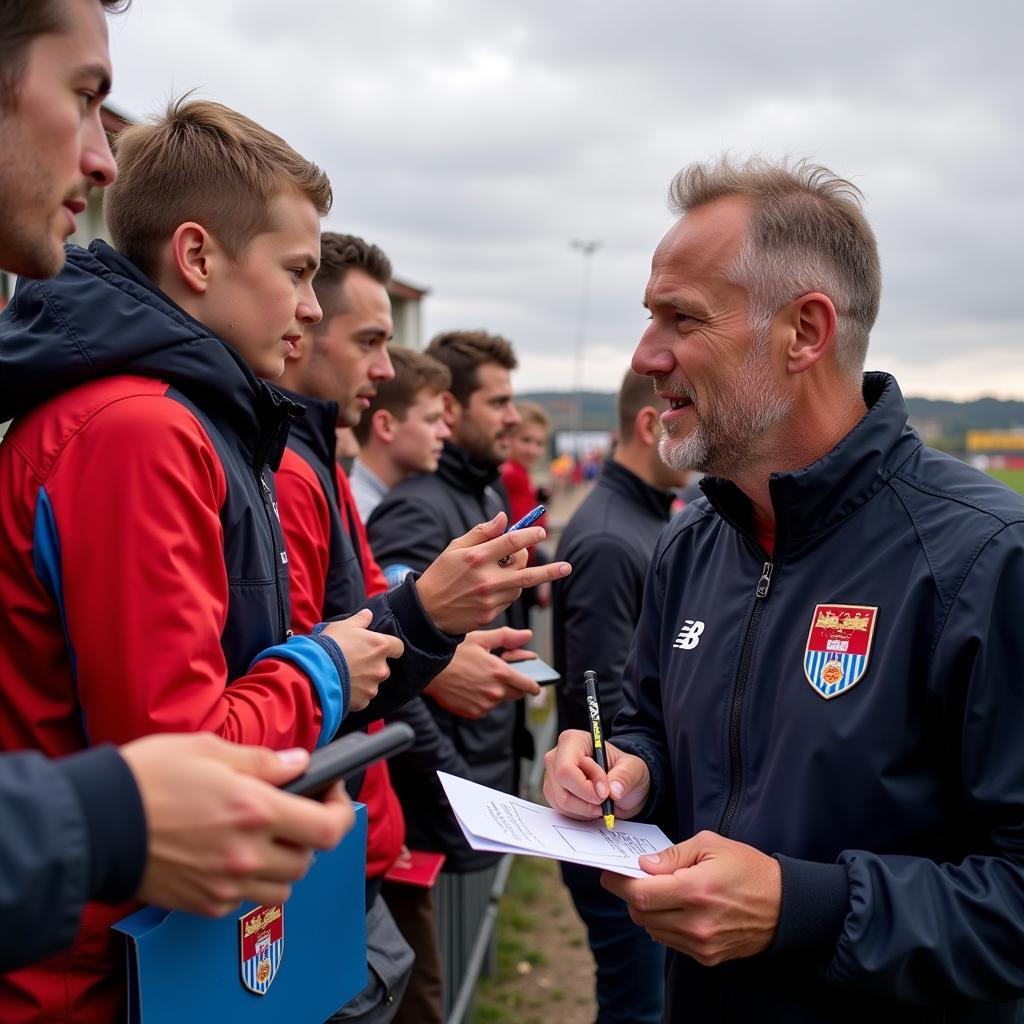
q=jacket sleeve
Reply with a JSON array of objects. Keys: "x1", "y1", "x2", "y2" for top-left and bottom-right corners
[
  {"x1": 367, "y1": 488, "x2": 450, "y2": 579},
  {"x1": 555, "y1": 532, "x2": 644, "y2": 731},
  {"x1": 46, "y1": 397, "x2": 339, "y2": 751},
  {"x1": 0, "y1": 745, "x2": 146, "y2": 969},
  {"x1": 276, "y1": 458, "x2": 459, "y2": 731},
  {"x1": 602, "y1": 535, "x2": 674, "y2": 825},
  {"x1": 275, "y1": 448, "x2": 332, "y2": 637},
  {"x1": 773, "y1": 523, "x2": 1024, "y2": 1004}
]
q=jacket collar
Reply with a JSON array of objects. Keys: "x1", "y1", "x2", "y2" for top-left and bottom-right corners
[
  {"x1": 700, "y1": 372, "x2": 922, "y2": 551},
  {"x1": 0, "y1": 240, "x2": 303, "y2": 469},
  {"x1": 600, "y1": 459, "x2": 676, "y2": 522},
  {"x1": 277, "y1": 387, "x2": 337, "y2": 471},
  {"x1": 437, "y1": 440, "x2": 501, "y2": 495}
]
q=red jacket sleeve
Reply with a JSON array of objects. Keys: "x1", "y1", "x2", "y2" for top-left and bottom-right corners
[
  {"x1": 47, "y1": 395, "x2": 325, "y2": 750},
  {"x1": 276, "y1": 447, "x2": 333, "y2": 634}
]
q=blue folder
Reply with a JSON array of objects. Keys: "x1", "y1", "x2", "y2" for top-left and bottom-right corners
[{"x1": 114, "y1": 803, "x2": 368, "y2": 1023}]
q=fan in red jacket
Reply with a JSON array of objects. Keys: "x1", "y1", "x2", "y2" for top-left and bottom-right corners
[{"x1": 0, "y1": 103, "x2": 394, "y2": 1023}]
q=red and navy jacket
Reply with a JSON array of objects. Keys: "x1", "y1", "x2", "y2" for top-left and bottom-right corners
[
  {"x1": 276, "y1": 391, "x2": 460, "y2": 877},
  {"x1": 0, "y1": 241, "x2": 350, "y2": 1022},
  {"x1": 613, "y1": 373, "x2": 1024, "y2": 1022}
]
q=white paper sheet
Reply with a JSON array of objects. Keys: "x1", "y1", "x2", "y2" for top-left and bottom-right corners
[{"x1": 437, "y1": 771, "x2": 673, "y2": 878}]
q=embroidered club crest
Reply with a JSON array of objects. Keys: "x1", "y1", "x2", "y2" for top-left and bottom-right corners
[
  {"x1": 239, "y1": 904, "x2": 284, "y2": 995},
  {"x1": 803, "y1": 604, "x2": 878, "y2": 699}
]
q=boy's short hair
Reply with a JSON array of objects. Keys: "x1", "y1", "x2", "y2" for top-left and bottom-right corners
[
  {"x1": 513, "y1": 400, "x2": 550, "y2": 433},
  {"x1": 0, "y1": 0, "x2": 129, "y2": 109},
  {"x1": 104, "y1": 97, "x2": 332, "y2": 278},
  {"x1": 425, "y1": 330, "x2": 517, "y2": 408},
  {"x1": 353, "y1": 346, "x2": 450, "y2": 446},
  {"x1": 313, "y1": 233, "x2": 393, "y2": 326}
]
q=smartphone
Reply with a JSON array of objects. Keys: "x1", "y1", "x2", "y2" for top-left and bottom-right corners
[
  {"x1": 281, "y1": 722, "x2": 415, "y2": 799},
  {"x1": 509, "y1": 656, "x2": 561, "y2": 686}
]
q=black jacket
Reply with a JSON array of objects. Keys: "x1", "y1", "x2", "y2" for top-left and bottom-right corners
[
  {"x1": 613, "y1": 372, "x2": 1024, "y2": 1022},
  {"x1": 367, "y1": 441, "x2": 531, "y2": 871},
  {"x1": 0, "y1": 746, "x2": 144, "y2": 970},
  {"x1": 552, "y1": 459, "x2": 675, "y2": 734},
  {"x1": 279, "y1": 389, "x2": 459, "y2": 735}
]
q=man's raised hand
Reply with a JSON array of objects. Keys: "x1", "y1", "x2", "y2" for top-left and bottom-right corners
[
  {"x1": 543, "y1": 728, "x2": 650, "y2": 822},
  {"x1": 415, "y1": 512, "x2": 571, "y2": 635}
]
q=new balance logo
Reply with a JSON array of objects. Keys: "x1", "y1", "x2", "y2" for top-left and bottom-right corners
[{"x1": 673, "y1": 620, "x2": 705, "y2": 650}]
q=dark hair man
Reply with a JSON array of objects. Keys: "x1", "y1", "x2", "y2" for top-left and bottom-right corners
[
  {"x1": 546, "y1": 156, "x2": 1024, "y2": 1021},
  {"x1": 367, "y1": 329, "x2": 555, "y2": 1020},
  {"x1": 350, "y1": 345, "x2": 452, "y2": 521},
  {"x1": 274, "y1": 236, "x2": 569, "y2": 1022},
  {"x1": 551, "y1": 368, "x2": 688, "y2": 1024},
  {"x1": 0, "y1": 0, "x2": 353, "y2": 989}
]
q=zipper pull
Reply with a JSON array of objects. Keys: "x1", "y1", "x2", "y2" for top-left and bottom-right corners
[
  {"x1": 260, "y1": 475, "x2": 271, "y2": 495},
  {"x1": 756, "y1": 561, "x2": 773, "y2": 599}
]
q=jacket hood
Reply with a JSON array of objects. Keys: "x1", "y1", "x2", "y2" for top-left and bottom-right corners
[{"x1": 0, "y1": 240, "x2": 300, "y2": 450}]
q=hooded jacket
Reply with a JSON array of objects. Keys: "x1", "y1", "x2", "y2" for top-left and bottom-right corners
[
  {"x1": 0, "y1": 241, "x2": 352, "y2": 1021},
  {"x1": 366, "y1": 441, "x2": 532, "y2": 872},
  {"x1": 612, "y1": 372, "x2": 1024, "y2": 1022},
  {"x1": 276, "y1": 389, "x2": 461, "y2": 879}
]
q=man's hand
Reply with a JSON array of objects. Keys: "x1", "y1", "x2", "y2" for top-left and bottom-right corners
[
  {"x1": 319, "y1": 608, "x2": 404, "y2": 711},
  {"x1": 425, "y1": 627, "x2": 540, "y2": 719},
  {"x1": 543, "y1": 728, "x2": 650, "y2": 821},
  {"x1": 602, "y1": 832, "x2": 782, "y2": 966},
  {"x1": 415, "y1": 512, "x2": 571, "y2": 634},
  {"x1": 121, "y1": 733, "x2": 355, "y2": 917}
]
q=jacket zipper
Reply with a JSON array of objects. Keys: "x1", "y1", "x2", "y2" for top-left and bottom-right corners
[
  {"x1": 259, "y1": 472, "x2": 291, "y2": 641},
  {"x1": 717, "y1": 559, "x2": 773, "y2": 837}
]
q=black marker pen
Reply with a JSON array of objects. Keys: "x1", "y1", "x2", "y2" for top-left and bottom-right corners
[{"x1": 584, "y1": 669, "x2": 615, "y2": 830}]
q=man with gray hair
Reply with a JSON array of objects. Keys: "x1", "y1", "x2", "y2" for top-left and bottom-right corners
[{"x1": 545, "y1": 156, "x2": 1024, "y2": 1020}]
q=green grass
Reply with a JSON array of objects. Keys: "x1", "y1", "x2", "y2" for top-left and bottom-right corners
[
  {"x1": 989, "y1": 468, "x2": 1024, "y2": 495},
  {"x1": 472, "y1": 857, "x2": 554, "y2": 1024}
]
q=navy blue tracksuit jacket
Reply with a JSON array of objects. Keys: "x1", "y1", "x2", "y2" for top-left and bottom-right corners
[{"x1": 613, "y1": 372, "x2": 1024, "y2": 1022}]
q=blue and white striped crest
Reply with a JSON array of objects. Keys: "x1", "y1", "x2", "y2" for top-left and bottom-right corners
[
  {"x1": 803, "y1": 604, "x2": 878, "y2": 700},
  {"x1": 239, "y1": 904, "x2": 284, "y2": 995}
]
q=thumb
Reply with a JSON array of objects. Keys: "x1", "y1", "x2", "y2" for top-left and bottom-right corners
[
  {"x1": 639, "y1": 835, "x2": 702, "y2": 875},
  {"x1": 448, "y1": 512, "x2": 507, "y2": 550},
  {"x1": 344, "y1": 607, "x2": 374, "y2": 627},
  {"x1": 202, "y1": 738, "x2": 312, "y2": 785}
]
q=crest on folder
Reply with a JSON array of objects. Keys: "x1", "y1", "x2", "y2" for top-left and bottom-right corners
[
  {"x1": 803, "y1": 604, "x2": 878, "y2": 699},
  {"x1": 239, "y1": 904, "x2": 284, "y2": 995}
]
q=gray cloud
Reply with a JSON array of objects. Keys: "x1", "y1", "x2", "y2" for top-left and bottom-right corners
[{"x1": 107, "y1": 0, "x2": 1024, "y2": 397}]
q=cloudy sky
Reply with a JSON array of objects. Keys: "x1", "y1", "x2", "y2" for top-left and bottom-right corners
[{"x1": 106, "y1": 1, "x2": 1024, "y2": 399}]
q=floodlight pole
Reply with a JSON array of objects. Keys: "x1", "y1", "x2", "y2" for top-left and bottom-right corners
[{"x1": 569, "y1": 239, "x2": 603, "y2": 448}]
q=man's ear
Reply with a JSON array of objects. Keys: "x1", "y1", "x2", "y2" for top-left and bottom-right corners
[
  {"x1": 441, "y1": 391, "x2": 460, "y2": 428},
  {"x1": 635, "y1": 406, "x2": 661, "y2": 447},
  {"x1": 779, "y1": 292, "x2": 838, "y2": 374},
  {"x1": 170, "y1": 222, "x2": 218, "y2": 295},
  {"x1": 372, "y1": 408, "x2": 394, "y2": 444}
]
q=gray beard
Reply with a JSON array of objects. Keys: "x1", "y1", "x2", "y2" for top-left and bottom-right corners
[{"x1": 657, "y1": 342, "x2": 793, "y2": 479}]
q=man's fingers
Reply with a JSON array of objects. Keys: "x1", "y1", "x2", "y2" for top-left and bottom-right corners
[
  {"x1": 638, "y1": 834, "x2": 704, "y2": 875},
  {"x1": 501, "y1": 648, "x2": 537, "y2": 664},
  {"x1": 447, "y1": 512, "x2": 507, "y2": 550},
  {"x1": 514, "y1": 561, "x2": 572, "y2": 589},
  {"x1": 467, "y1": 626, "x2": 532, "y2": 652},
  {"x1": 196, "y1": 737, "x2": 312, "y2": 786},
  {"x1": 381, "y1": 634, "x2": 405, "y2": 660},
  {"x1": 500, "y1": 668, "x2": 541, "y2": 697},
  {"x1": 263, "y1": 787, "x2": 355, "y2": 850}
]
